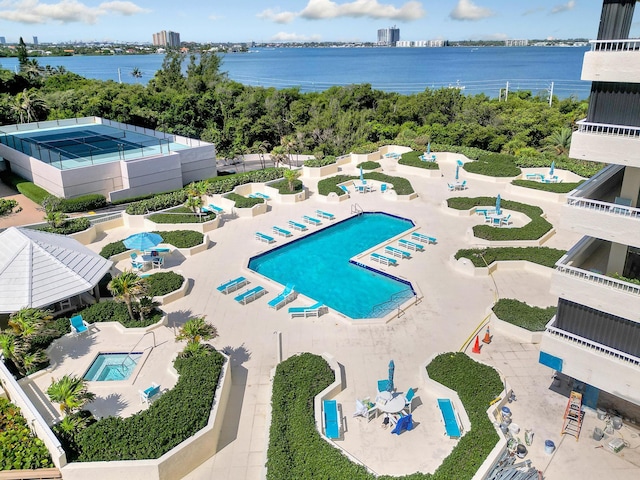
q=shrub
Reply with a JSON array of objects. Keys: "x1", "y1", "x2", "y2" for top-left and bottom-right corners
[
  {"x1": 157, "y1": 230, "x2": 203, "y2": 248},
  {"x1": 0, "y1": 198, "x2": 18, "y2": 216},
  {"x1": 145, "y1": 272, "x2": 185, "y2": 297},
  {"x1": 76, "y1": 351, "x2": 225, "y2": 461},
  {"x1": 398, "y1": 151, "x2": 440, "y2": 170},
  {"x1": 17, "y1": 182, "x2": 52, "y2": 205},
  {"x1": 59, "y1": 194, "x2": 107, "y2": 213},
  {"x1": 356, "y1": 161, "x2": 381, "y2": 170},
  {"x1": 29, "y1": 317, "x2": 71, "y2": 351},
  {"x1": 447, "y1": 197, "x2": 553, "y2": 241},
  {"x1": 269, "y1": 178, "x2": 304, "y2": 194},
  {"x1": 317, "y1": 173, "x2": 414, "y2": 196},
  {"x1": 304, "y1": 158, "x2": 336, "y2": 167},
  {"x1": 454, "y1": 247, "x2": 565, "y2": 268},
  {"x1": 99, "y1": 240, "x2": 126, "y2": 258},
  {"x1": 80, "y1": 301, "x2": 162, "y2": 328},
  {"x1": 511, "y1": 179, "x2": 584, "y2": 193},
  {"x1": 38, "y1": 217, "x2": 91, "y2": 235},
  {"x1": 205, "y1": 168, "x2": 287, "y2": 194},
  {"x1": 148, "y1": 206, "x2": 216, "y2": 224},
  {"x1": 317, "y1": 174, "x2": 354, "y2": 196},
  {"x1": 224, "y1": 192, "x2": 264, "y2": 208},
  {"x1": 463, "y1": 153, "x2": 521, "y2": 177},
  {"x1": 0, "y1": 398, "x2": 53, "y2": 470},
  {"x1": 125, "y1": 190, "x2": 190, "y2": 215},
  {"x1": 492, "y1": 299, "x2": 556, "y2": 331}
]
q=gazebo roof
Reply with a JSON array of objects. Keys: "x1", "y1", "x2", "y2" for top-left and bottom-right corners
[{"x1": 0, "y1": 226, "x2": 113, "y2": 313}]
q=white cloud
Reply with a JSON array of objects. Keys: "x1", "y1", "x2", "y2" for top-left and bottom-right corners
[
  {"x1": 551, "y1": 0, "x2": 576, "y2": 14},
  {"x1": 450, "y1": 0, "x2": 494, "y2": 21},
  {"x1": 270, "y1": 31, "x2": 322, "y2": 42},
  {"x1": 258, "y1": 0, "x2": 425, "y2": 24},
  {"x1": 0, "y1": 0, "x2": 149, "y2": 25},
  {"x1": 209, "y1": 13, "x2": 224, "y2": 21}
]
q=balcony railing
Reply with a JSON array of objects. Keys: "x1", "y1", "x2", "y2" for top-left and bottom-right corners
[
  {"x1": 575, "y1": 119, "x2": 640, "y2": 139},
  {"x1": 555, "y1": 263, "x2": 640, "y2": 296},
  {"x1": 590, "y1": 39, "x2": 640, "y2": 52},
  {"x1": 546, "y1": 317, "x2": 640, "y2": 366},
  {"x1": 566, "y1": 196, "x2": 640, "y2": 219}
]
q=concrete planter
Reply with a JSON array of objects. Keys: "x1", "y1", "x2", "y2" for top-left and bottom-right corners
[
  {"x1": 153, "y1": 276, "x2": 189, "y2": 306},
  {"x1": 395, "y1": 163, "x2": 441, "y2": 178},
  {"x1": 234, "y1": 202, "x2": 268, "y2": 218},
  {"x1": 466, "y1": 226, "x2": 556, "y2": 247},
  {"x1": 322, "y1": 191, "x2": 349, "y2": 203},
  {"x1": 303, "y1": 163, "x2": 339, "y2": 178},
  {"x1": 504, "y1": 182, "x2": 568, "y2": 204},
  {"x1": 264, "y1": 180, "x2": 308, "y2": 203},
  {"x1": 449, "y1": 255, "x2": 554, "y2": 279},
  {"x1": 462, "y1": 171, "x2": 518, "y2": 184},
  {"x1": 69, "y1": 216, "x2": 124, "y2": 245},
  {"x1": 144, "y1": 214, "x2": 221, "y2": 234},
  {"x1": 488, "y1": 309, "x2": 543, "y2": 344}
]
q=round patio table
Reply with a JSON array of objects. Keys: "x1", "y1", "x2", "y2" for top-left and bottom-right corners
[{"x1": 376, "y1": 391, "x2": 406, "y2": 414}]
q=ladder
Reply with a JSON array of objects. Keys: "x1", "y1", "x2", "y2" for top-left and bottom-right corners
[{"x1": 561, "y1": 391, "x2": 583, "y2": 440}]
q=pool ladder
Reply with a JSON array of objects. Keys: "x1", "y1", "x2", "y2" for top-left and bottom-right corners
[
  {"x1": 119, "y1": 331, "x2": 156, "y2": 376},
  {"x1": 351, "y1": 203, "x2": 364, "y2": 216}
]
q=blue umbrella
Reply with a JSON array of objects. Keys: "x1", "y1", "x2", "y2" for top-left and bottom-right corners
[
  {"x1": 549, "y1": 161, "x2": 555, "y2": 176},
  {"x1": 496, "y1": 195, "x2": 502, "y2": 216},
  {"x1": 388, "y1": 360, "x2": 395, "y2": 392},
  {"x1": 359, "y1": 165, "x2": 364, "y2": 183},
  {"x1": 426, "y1": 142, "x2": 431, "y2": 155},
  {"x1": 123, "y1": 232, "x2": 163, "y2": 251},
  {"x1": 455, "y1": 164, "x2": 460, "y2": 180}
]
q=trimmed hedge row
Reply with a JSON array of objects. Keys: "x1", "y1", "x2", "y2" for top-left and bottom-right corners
[
  {"x1": 511, "y1": 179, "x2": 584, "y2": 194},
  {"x1": 398, "y1": 151, "x2": 439, "y2": 170},
  {"x1": 38, "y1": 217, "x2": 91, "y2": 235},
  {"x1": 447, "y1": 197, "x2": 553, "y2": 241},
  {"x1": 76, "y1": 351, "x2": 225, "y2": 461},
  {"x1": 454, "y1": 247, "x2": 566, "y2": 268},
  {"x1": 224, "y1": 192, "x2": 264, "y2": 208},
  {"x1": 98, "y1": 230, "x2": 204, "y2": 258},
  {"x1": 145, "y1": 271, "x2": 185, "y2": 297},
  {"x1": 463, "y1": 153, "x2": 521, "y2": 178},
  {"x1": 492, "y1": 299, "x2": 556, "y2": 332},
  {"x1": 304, "y1": 157, "x2": 336, "y2": 167},
  {"x1": 318, "y1": 173, "x2": 414, "y2": 196},
  {"x1": 58, "y1": 194, "x2": 107, "y2": 213},
  {"x1": 270, "y1": 178, "x2": 304, "y2": 194},
  {"x1": 148, "y1": 206, "x2": 216, "y2": 224},
  {"x1": 81, "y1": 301, "x2": 163, "y2": 328},
  {"x1": 356, "y1": 161, "x2": 381, "y2": 170}
]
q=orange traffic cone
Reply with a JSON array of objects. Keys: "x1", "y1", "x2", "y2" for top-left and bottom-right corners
[
  {"x1": 483, "y1": 327, "x2": 492, "y2": 344},
  {"x1": 472, "y1": 335, "x2": 481, "y2": 354}
]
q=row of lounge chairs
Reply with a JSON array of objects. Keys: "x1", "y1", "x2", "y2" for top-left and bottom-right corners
[
  {"x1": 201, "y1": 203, "x2": 225, "y2": 215},
  {"x1": 369, "y1": 232, "x2": 438, "y2": 266},
  {"x1": 256, "y1": 211, "x2": 335, "y2": 245},
  {"x1": 249, "y1": 192, "x2": 271, "y2": 200}
]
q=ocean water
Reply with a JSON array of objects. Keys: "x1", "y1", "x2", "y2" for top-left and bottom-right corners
[{"x1": 0, "y1": 46, "x2": 590, "y2": 98}]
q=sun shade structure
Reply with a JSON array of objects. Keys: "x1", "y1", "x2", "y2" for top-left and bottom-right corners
[
  {"x1": 123, "y1": 232, "x2": 163, "y2": 252},
  {"x1": 0, "y1": 227, "x2": 113, "y2": 313}
]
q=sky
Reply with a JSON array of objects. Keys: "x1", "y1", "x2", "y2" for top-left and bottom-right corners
[{"x1": 0, "y1": 0, "x2": 636, "y2": 44}]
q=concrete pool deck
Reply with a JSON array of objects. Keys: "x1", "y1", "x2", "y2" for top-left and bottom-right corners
[{"x1": 16, "y1": 156, "x2": 640, "y2": 479}]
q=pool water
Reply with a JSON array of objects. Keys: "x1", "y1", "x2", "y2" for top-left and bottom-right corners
[
  {"x1": 84, "y1": 352, "x2": 143, "y2": 381},
  {"x1": 249, "y1": 213, "x2": 415, "y2": 318}
]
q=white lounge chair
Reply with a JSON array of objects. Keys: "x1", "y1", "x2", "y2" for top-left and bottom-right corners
[
  {"x1": 268, "y1": 284, "x2": 296, "y2": 310},
  {"x1": 234, "y1": 286, "x2": 266, "y2": 305},
  {"x1": 139, "y1": 383, "x2": 161, "y2": 404},
  {"x1": 288, "y1": 301, "x2": 325, "y2": 318},
  {"x1": 255, "y1": 232, "x2": 275, "y2": 243}
]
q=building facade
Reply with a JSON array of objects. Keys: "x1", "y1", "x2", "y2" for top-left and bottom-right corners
[
  {"x1": 539, "y1": 0, "x2": 640, "y2": 420},
  {"x1": 152, "y1": 30, "x2": 181, "y2": 48},
  {"x1": 377, "y1": 26, "x2": 400, "y2": 46}
]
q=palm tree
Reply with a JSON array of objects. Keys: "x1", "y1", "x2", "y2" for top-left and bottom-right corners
[
  {"x1": 8, "y1": 307, "x2": 52, "y2": 338},
  {"x1": 0, "y1": 333, "x2": 19, "y2": 368},
  {"x1": 175, "y1": 316, "x2": 218, "y2": 345},
  {"x1": 47, "y1": 375, "x2": 96, "y2": 416},
  {"x1": 45, "y1": 210, "x2": 67, "y2": 229},
  {"x1": 184, "y1": 181, "x2": 208, "y2": 216},
  {"x1": 283, "y1": 168, "x2": 301, "y2": 192},
  {"x1": 270, "y1": 145, "x2": 288, "y2": 168},
  {"x1": 107, "y1": 270, "x2": 148, "y2": 321},
  {"x1": 11, "y1": 89, "x2": 48, "y2": 123},
  {"x1": 545, "y1": 128, "x2": 572, "y2": 156}
]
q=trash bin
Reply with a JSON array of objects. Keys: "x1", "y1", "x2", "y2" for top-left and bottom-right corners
[
  {"x1": 612, "y1": 416, "x2": 623, "y2": 429},
  {"x1": 593, "y1": 427, "x2": 604, "y2": 441},
  {"x1": 545, "y1": 440, "x2": 555, "y2": 454}
]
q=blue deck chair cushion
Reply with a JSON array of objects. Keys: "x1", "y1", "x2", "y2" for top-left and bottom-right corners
[
  {"x1": 70, "y1": 315, "x2": 88, "y2": 334},
  {"x1": 323, "y1": 400, "x2": 340, "y2": 439},
  {"x1": 391, "y1": 414, "x2": 413, "y2": 435}
]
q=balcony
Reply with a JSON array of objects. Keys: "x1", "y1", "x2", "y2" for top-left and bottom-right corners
[
  {"x1": 582, "y1": 39, "x2": 640, "y2": 83},
  {"x1": 570, "y1": 120, "x2": 640, "y2": 166},
  {"x1": 551, "y1": 237, "x2": 640, "y2": 320},
  {"x1": 563, "y1": 164, "x2": 640, "y2": 246}
]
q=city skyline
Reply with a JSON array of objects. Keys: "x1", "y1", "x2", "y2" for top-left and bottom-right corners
[{"x1": 0, "y1": 1, "x2": 637, "y2": 44}]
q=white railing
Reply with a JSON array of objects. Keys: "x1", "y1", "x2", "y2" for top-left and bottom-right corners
[
  {"x1": 545, "y1": 319, "x2": 640, "y2": 366},
  {"x1": 590, "y1": 39, "x2": 640, "y2": 52},
  {"x1": 555, "y1": 263, "x2": 640, "y2": 296},
  {"x1": 575, "y1": 119, "x2": 640, "y2": 138},
  {"x1": 566, "y1": 196, "x2": 640, "y2": 219}
]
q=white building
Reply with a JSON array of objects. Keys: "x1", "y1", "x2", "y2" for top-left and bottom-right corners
[
  {"x1": 505, "y1": 39, "x2": 528, "y2": 47},
  {"x1": 539, "y1": 0, "x2": 640, "y2": 421},
  {"x1": 377, "y1": 26, "x2": 400, "y2": 46}
]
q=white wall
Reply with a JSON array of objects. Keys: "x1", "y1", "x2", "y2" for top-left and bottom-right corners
[{"x1": 582, "y1": 50, "x2": 640, "y2": 84}]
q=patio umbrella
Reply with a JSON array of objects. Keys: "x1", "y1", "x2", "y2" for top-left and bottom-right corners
[
  {"x1": 388, "y1": 359, "x2": 395, "y2": 392},
  {"x1": 426, "y1": 142, "x2": 431, "y2": 155},
  {"x1": 549, "y1": 161, "x2": 555, "y2": 176},
  {"x1": 495, "y1": 194, "x2": 502, "y2": 216},
  {"x1": 123, "y1": 232, "x2": 163, "y2": 251},
  {"x1": 360, "y1": 165, "x2": 364, "y2": 183},
  {"x1": 455, "y1": 164, "x2": 460, "y2": 180}
]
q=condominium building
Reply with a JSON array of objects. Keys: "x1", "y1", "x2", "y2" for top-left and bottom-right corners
[
  {"x1": 539, "y1": 0, "x2": 640, "y2": 421},
  {"x1": 152, "y1": 30, "x2": 181, "y2": 48},
  {"x1": 505, "y1": 39, "x2": 528, "y2": 47},
  {"x1": 377, "y1": 26, "x2": 400, "y2": 46}
]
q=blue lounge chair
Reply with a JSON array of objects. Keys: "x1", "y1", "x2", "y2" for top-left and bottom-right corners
[
  {"x1": 410, "y1": 232, "x2": 437, "y2": 245},
  {"x1": 339, "y1": 185, "x2": 350, "y2": 195},
  {"x1": 272, "y1": 226, "x2": 292, "y2": 238},
  {"x1": 267, "y1": 284, "x2": 296, "y2": 309},
  {"x1": 398, "y1": 239, "x2": 424, "y2": 252},
  {"x1": 254, "y1": 192, "x2": 270, "y2": 200},
  {"x1": 288, "y1": 220, "x2": 308, "y2": 231},
  {"x1": 70, "y1": 315, "x2": 89, "y2": 335},
  {"x1": 323, "y1": 399, "x2": 341, "y2": 440},
  {"x1": 403, "y1": 388, "x2": 416, "y2": 414},
  {"x1": 475, "y1": 207, "x2": 496, "y2": 216},
  {"x1": 381, "y1": 183, "x2": 388, "y2": 194},
  {"x1": 370, "y1": 252, "x2": 397, "y2": 266},
  {"x1": 139, "y1": 383, "x2": 161, "y2": 404},
  {"x1": 384, "y1": 246, "x2": 411, "y2": 259},
  {"x1": 255, "y1": 232, "x2": 275, "y2": 243},
  {"x1": 288, "y1": 301, "x2": 325, "y2": 318},
  {"x1": 207, "y1": 204, "x2": 224, "y2": 214},
  {"x1": 234, "y1": 286, "x2": 266, "y2": 305},
  {"x1": 303, "y1": 215, "x2": 321, "y2": 226},
  {"x1": 316, "y1": 210, "x2": 335, "y2": 220},
  {"x1": 217, "y1": 276, "x2": 248, "y2": 294},
  {"x1": 438, "y1": 398, "x2": 462, "y2": 438},
  {"x1": 391, "y1": 413, "x2": 414, "y2": 435}
]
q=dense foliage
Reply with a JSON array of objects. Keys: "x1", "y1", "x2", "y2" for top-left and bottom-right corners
[
  {"x1": 356, "y1": 161, "x2": 381, "y2": 170},
  {"x1": 492, "y1": 299, "x2": 556, "y2": 331},
  {"x1": 37, "y1": 217, "x2": 91, "y2": 235},
  {"x1": 145, "y1": 271, "x2": 185, "y2": 297},
  {"x1": 511, "y1": 179, "x2": 584, "y2": 193},
  {"x1": 0, "y1": 398, "x2": 53, "y2": 470},
  {"x1": 224, "y1": 192, "x2": 264, "y2": 208},
  {"x1": 317, "y1": 173, "x2": 414, "y2": 196},
  {"x1": 99, "y1": 240, "x2": 126, "y2": 258},
  {"x1": 447, "y1": 197, "x2": 553, "y2": 241},
  {"x1": 454, "y1": 247, "x2": 566, "y2": 268},
  {"x1": 270, "y1": 178, "x2": 304, "y2": 194},
  {"x1": 0, "y1": 198, "x2": 19, "y2": 216},
  {"x1": 158, "y1": 230, "x2": 204, "y2": 248},
  {"x1": 147, "y1": 206, "x2": 216, "y2": 224},
  {"x1": 58, "y1": 194, "x2": 107, "y2": 213},
  {"x1": 398, "y1": 151, "x2": 440, "y2": 170},
  {"x1": 75, "y1": 350, "x2": 225, "y2": 461},
  {"x1": 304, "y1": 157, "x2": 336, "y2": 167},
  {"x1": 80, "y1": 300, "x2": 162, "y2": 328},
  {"x1": 463, "y1": 153, "x2": 521, "y2": 177}
]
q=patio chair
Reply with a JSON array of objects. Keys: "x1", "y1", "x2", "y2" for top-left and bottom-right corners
[
  {"x1": 255, "y1": 232, "x2": 275, "y2": 243},
  {"x1": 447, "y1": 183, "x2": 455, "y2": 192},
  {"x1": 370, "y1": 253, "x2": 397, "y2": 266},
  {"x1": 339, "y1": 185, "x2": 350, "y2": 195},
  {"x1": 288, "y1": 220, "x2": 308, "y2": 232},
  {"x1": 302, "y1": 215, "x2": 321, "y2": 226},
  {"x1": 398, "y1": 239, "x2": 424, "y2": 252},
  {"x1": 131, "y1": 259, "x2": 145, "y2": 271},
  {"x1": 438, "y1": 398, "x2": 462, "y2": 438},
  {"x1": 69, "y1": 314, "x2": 89, "y2": 335},
  {"x1": 316, "y1": 210, "x2": 335, "y2": 220},
  {"x1": 403, "y1": 388, "x2": 416, "y2": 414},
  {"x1": 217, "y1": 276, "x2": 248, "y2": 294},
  {"x1": 377, "y1": 379, "x2": 391, "y2": 392},
  {"x1": 267, "y1": 284, "x2": 296, "y2": 310},
  {"x1": 380, "y1": 183, "x2": 388, "y2": 194},
  {"x1": 322, "y1": 399, "x2": 342, "y2": 440},
  {"x1": 384, "y1": 246, "x2": 411, "y2": 259},
  {"x1": 500, "y1": 214, "x2": 512, "y2": 227},
  {"x1": 491, "y1": 216, "x2": 502, "y2": 227},
  {"x1": 353, "y1": 398, "x2": 378, "y2": 422},
  {"x1": 152, "y1": 256, "x2": 164, "y2": 269},
  {"x1": 234, "y1": 286, "x2": 266, "y2": 305},
  {"x1": 139, "y1": 383, "x2": 161, "y2": 404},
  {"x1": 272, "y1": 226, "x2": 293, "y2": 238},
  {"x1": 288, "y1": 301, "x2": 325, "y2": 318}
]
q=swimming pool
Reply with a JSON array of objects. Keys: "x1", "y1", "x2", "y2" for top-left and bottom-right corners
[
  {"x1": 248, "y1": 212, "x2": 415, "y2": 319},
  {"x1": 83, "y1": 352, "x2": 143, "y2": 381}
]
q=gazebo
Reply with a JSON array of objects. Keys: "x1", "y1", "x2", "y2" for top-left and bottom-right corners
[{"x1": 0, "y1": 227, "x2": 113, "y2": 314}]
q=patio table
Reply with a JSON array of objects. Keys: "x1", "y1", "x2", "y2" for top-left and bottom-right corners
[{"x1": 376, "y1": 391, "x2": 406, "y2": 414}]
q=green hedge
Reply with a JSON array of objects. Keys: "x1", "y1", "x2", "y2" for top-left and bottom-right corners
[
  {"x1": 59, "y1": 194, "x2": 107, "y2": 213},
  {"x1": 224, "y1": 192, "x2": 264, "y2": 208},
  {"x1": 100, "y1": 240, "x2": 126, "y2": 258},
  {"x1": 38, "y1": 217, "x2": 91, "y2": 235},
  {"x1": 0, "y1": 171, "x2": 51, "y2": 205},
  {"x1": 304, "y1": 157, "x2": 336, "y2": 167},
  {"x1": 148, "y1": 206, "x2": 216, "y2": 224},
  {"x1": 447, "y1": 197, "x2": 553, "y2": 241},
  {"x1": 269, "y1": 179, "x2": 304, "y2": 194},
  {"x1": 80, "y1": 301, "x2": 162, "y2": 328},
  {"x1": 29, "y1": 317, "x2": 71, "y2": 352},
  {"x1": 463, "y1": 153, "x2": 521, "y2": 178},
  {"x1": 0, "y1": 398, "x2": 53, "y2": 470},
  {"x1": 454, "y1": 247, "x2": 565, "y2": 268},
  {"x1": 511, "y1": 179, "x2": 584, "y2": 194},
  {"x1": 76, "y1": 351, "x2": 225, "y2": 461},
  {"x1": 318, "y1": 173, "x2": 414, "y2": 196},
  {"x1": 0, "y1": 198, "x2": 19, "y2": 216},
  {"x1": 492, "y1": 299, "x2": 556, "y2": 331},
  {"x1": 356, "y1": 161, "x2": 381, "y2": 170},
  {"x1": 145, "y1": 271, "x2": 185, "y2": 297},
  {"x1": 398, "y1": 151, "x2": 440, "y2": 170}
]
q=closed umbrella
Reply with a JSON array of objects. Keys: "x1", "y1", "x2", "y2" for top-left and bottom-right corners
[
  {"x1": 123, "y1": 232, "x2": 163, "y2": 251},
  {"x1": 549, "y1": 161, "x2": 555, "y2": 176},
  {"x1": 426, "y1": 142, "x2": 431, "y2": 155},
  {"x1": 360, "y1": 165, "x2": 364, "y2": 183},
  {"x1": 495, "y1": 195, "x2": 502, "y2": 216},
  {"x1": 455, "y1": 164, "x2": 460, "y2": 180},
  {"x1": 388, "y1": 360, "x2": 395, "y2": 392}
]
